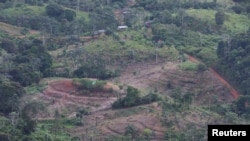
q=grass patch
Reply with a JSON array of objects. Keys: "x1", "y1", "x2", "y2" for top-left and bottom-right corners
[
  {"x1": 196, "y1": 47, "x2": 218, "y2": 65},
  {"x1": 1, "y1": 4, "x2": 90, "y2": 23},
  {"x1": 178, "y1": 61, "x2": 198, "y2": 71},
  {"x1": 76, "y1": 11, "x2": 89, "y2": 22},
  {"x1": 187, "y1": 9, "x2": 250, "y2": 34},
  {"x1": 224, "y1": 12, "x2": 250, "y2": 34},
  {"x1": 84, "y1": 30, "x2": 179, "y2": 62},
  {"x1": 24, "y1": 82, "x2": 47, "y2": 95},
  {"x1": 181, "y1": 46, "x2": 218, "y2": 65},
  {"x1": 196, "y1": 0, "x2": 233, "y2": 5},
  {"x1": 187, "y1": 9, "x2": 217, "y2": 24},
  {"x1": 32, "y1": 120, "x2": 72, "y2": 141},
  {"x1": 1, "y1": 5, "x2": 45, "y2": 17},
  {"x1": 113, "y1": 106, "x2": 145, "y2": 118},
  {"x1": 51, "y1": 30, "x2": 180, "y2": 75}
]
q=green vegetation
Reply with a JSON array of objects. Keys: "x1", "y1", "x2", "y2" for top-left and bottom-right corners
[
  {"x1": 105, "y1": 124, "x2": 155, "y2": 141},
  {"x1": 186, "y1": 9, "x2": 217, "y2": 24},
  {"x1": 235, "y1": 95, "x2": 250, "y2": 116},
  {"x1": 178, "y1": 61, "x2": 198, "y2": 71},
  {"x1": 84, "y1": 30, "x2": 179, "y2": 61},
  {"x1": 73, "y1": 55, "x2": 118, "y2": 79},
  {"x1": 0, "y1": 80, "x2": 24, "y2": 114},
  {"x1": 113, "y1": 107, "x2": 148, "y2": 118},
  {"x1": 0, "y1": 115, "x2": 78, "y2": 141},
  {"x1": 216, "y1": 29, "x2": 250, "y2": 95},
  {"x1": 0, "y1": 0, "x2": 250, "y2": 140},
  {"x1": 24, "y1": 82, "x2": 47, "y2": 95},
  {"x1": 112, "y1": 86, "x2": 161, "y2": 109},
  {"x1": 178, "y1": 60, "x2": 207, "y2": 72},
  {"x1": 1, "y1": 5, "x2": 46, "y2": 17},
  {"x1": 72, "y1": 78, "x2": 108, "y2": 95},
  {"x1": 7, "y1": 39, "x2": 53, "y2": 86},
  {"x1": 187, "y1": 8, "x2": 250, "y2": 34}
]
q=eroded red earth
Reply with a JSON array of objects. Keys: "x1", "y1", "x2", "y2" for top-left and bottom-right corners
[{"x1": 188, "y1": 55, "x2": 240, "y2": 99}]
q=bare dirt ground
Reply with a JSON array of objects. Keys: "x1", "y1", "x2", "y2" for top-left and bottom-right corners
[
  {"x1": 31, "y1": 59, "x2": 236, "y2": 140},
  {"x1": 70, "y1": 102, "x2": 166, "y2": 141},
  {"x1": 115, "y1": 61, "x2": 234, "y2": 105},
  {"x1": 0, "y1": 22, "x2": 40, "y2": 38},
  {"x1": 32, "y1": 77, "x2": 166, "y2": 140},
  {"x1": 0, "y1": 22, "x2": 21, "y2": 36},
  {"x1": 33, "y1": 78, "x2": 119, "y2": 119}
]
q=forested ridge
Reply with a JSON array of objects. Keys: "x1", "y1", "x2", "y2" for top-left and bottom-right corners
[
  {"x1": 216, "y1": 30, "x2": 250, "y2": 95},
  {"x1": 0, "y1": 0, "x2": 250, "y2": 140}
]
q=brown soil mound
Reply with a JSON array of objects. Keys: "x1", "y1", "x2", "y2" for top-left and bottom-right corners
[{"x1": 36, "y1": 78, "x2": 119, "y2": 118}]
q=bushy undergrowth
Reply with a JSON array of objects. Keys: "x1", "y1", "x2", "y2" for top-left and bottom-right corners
[
  {"x1": 72, "y1": 78, "x2": 109, "y2": 95},
  {"x1": 112, "y1": 86, "x2": 161, "y2": 109},
  {"x1": 178, "y1": 61, "x2": 198, "y2": 71}
]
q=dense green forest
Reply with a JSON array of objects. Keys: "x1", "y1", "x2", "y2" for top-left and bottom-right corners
[
  {"x1": 216, "y1": 29, "x2": 250, "y2": 95},
  {"x1": 0, "y1": 0, "x2": 250, "y2": 140}
]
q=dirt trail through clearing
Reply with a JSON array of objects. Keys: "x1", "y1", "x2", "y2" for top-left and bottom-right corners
[
  {"x1": 188, "y1": 55, "x2": 240, "y2": 99},
  {"x1": 36, "y1": 78, "x2": 118, "y2": 118}
]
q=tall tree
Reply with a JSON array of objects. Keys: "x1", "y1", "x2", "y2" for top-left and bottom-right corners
[
  {"x1": 217, "y1": 41, "x2": 226, "y2": 58},
  {"x1": 215, "y1": 10, "x2": 226, "y2": 25},
  {"x1": 46, "y1": 4, "x2": 64, "y2": 17},
  {"x1": 0, "y1": 80, "x2": 24, "y2": 114}
]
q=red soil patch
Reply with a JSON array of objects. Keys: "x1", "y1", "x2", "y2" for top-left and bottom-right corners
[
  {"x1": 35, "y1": 78, "x2": 120, "y2": 118},
  {"x1": 188, "y1": 55, "x2": 240, "y2": 99},
  {"x1": 209, "y1": 68, "x2": 239, "y2": 99},
  {"x1": 188, "y1": 55, "x2": 200, "y2": 63},
  {"x1": 49, "y1": 79, "x2": 76, "y2": 93}
]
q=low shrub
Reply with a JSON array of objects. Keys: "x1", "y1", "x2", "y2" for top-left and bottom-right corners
[
  {"x1": 178, "y1": 61, "x2": 198, "y2": 71},
  {"x1": 112, "y1": 86, "x2": 161, "y2": 109},
  {"x1": 72, "y1": 78, "x2": 107, "y2": 95}
]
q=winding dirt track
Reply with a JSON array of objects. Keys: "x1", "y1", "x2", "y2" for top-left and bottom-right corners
[
  {"x1": 37, "y1": 79, "x2": 118, "y2": 118},
  {"x1": 188, "y1": 55, "x2": 240, "y2": 99}
]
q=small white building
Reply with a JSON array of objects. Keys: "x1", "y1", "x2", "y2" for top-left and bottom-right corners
[
  {"x1": 122, "y1": 7, "x2": 131, "y2": 13},
  {"x1": 93, "y1": 29, "x2": 106, "y2": 35},
  {"x1": 117, "y1": 26, "x2": 128, "y2": 30},
  {"x1": 98, "y1": 30, "x2": 106, "y2": 33}
]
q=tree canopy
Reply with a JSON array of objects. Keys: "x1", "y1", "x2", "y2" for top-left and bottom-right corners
[
  {"x1": 0, "y1": 80, "x2": 24, "y2": 114},
  {"x1": 216, "y1": 29, "x2": 250, "y2": 95}
]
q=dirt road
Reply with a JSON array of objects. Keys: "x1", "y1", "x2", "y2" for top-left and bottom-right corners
[{"x1": 188, "y1": 55, "x2": 240, "y2": 99}]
